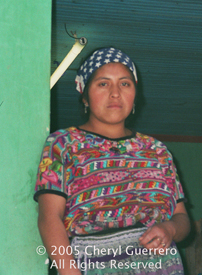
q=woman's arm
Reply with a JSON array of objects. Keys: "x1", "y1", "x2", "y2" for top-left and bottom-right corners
[
  {"x1": 38, "y1": 194, "x2": 82, "y2": 275},
  {"x1": 139, "y1": 202, "x2": 190, "y2": 250}
]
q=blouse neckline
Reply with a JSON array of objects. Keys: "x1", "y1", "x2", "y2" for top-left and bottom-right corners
[{"x1": 76, "y1": 126, "x2": 137, "y2": 142}]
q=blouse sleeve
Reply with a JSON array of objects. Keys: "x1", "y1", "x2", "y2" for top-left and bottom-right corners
[
  {"x1": 34, "y1": 130, "x2": 70, "y2": 202},
  {"x1": 154, "y1": 139, "x2": 185, "y2": 203}
]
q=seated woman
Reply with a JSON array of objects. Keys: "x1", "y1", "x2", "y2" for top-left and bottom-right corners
[{"x1": 34, "y1": 47, "x2": 190, "y2": 275}]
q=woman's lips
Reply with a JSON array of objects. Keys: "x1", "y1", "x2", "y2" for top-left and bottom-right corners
[{"x1": 107, "y1": 104, "x2": 122, "y2": 108}]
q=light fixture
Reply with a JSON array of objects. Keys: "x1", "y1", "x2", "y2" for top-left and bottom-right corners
[{"x1": 50, "y1": 37, "x2": 87, "y2": 89}]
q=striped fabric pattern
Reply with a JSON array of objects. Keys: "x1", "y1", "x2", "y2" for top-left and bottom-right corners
[{"x1": 34, "y1": 127, "x2": 184, "y2": 237}]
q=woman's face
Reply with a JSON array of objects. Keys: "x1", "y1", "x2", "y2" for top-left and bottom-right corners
[{"x1": 84, "y1": 62, "x2": 136, "y2": 126}]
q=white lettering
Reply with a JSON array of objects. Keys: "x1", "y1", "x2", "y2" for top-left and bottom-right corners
[
  {"x1": 117, "y1": 261, "x2": 124, "y2": 269},
  {"x1": 158, "y1": 248, "x2": 165, "y2": 255},
  {"x1": 155, "y1": 259, "x2": 162, "y2": 269},
  {"x1": 142, "y1": 248, "x2": 148, "y2": 255},
  {"x1": 50, "y1": 260, "x2": 58, "y2": 269},
  {"x1": 93, "y1": 245, "x2": 100, "y2": 256},
  {"x1": 85, "y1": 245, "x2": 93, "y2": 256},
  {"x1": 139, "y1": 261, "x2": 148, "y2": 269},
  {"x1": 110, "y1": 259, "x2": 117, "y2": 269},
  {"x1": 110, "y1": 247, "x2": 118, "y2": 257},
  {"x1": 80, "y1": 261, "x2": 87, "y2": 271},
  {"x1": 125, "y1": 261, "x2": 130, "y2": 269},
  {"x1": 148, "y1": 262, "x2": 154, "y2": 268},
  {"x1": 131, "y1": 261, "x2": 136, "y2": 269},
  {"x1": 125, "y1": 245, "x2": 133, "y2": 255},
  {"x1": 70, "y1": 259, "x2": 77, "y2": 269},
  {"x1": 73, "y1": 245, "x2": 79, "y2": 256},
  {"x1": 99, "y1": 262, "x2": 106, "y2": 269},
  {"x1": 170, "y1": 248, "x2": 177, "y2": 255},
  {"x1": 100, "y1": 247, "x2": 107, "y2": 255}
]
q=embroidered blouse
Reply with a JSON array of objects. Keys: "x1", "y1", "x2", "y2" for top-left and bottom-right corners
[{"x1": 34, "y1": 127, "x2": 185, "y2": 237}]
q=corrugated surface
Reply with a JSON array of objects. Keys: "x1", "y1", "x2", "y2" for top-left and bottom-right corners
[{"x1": 51, "y1": 0, "x2": 202, "y2": 137}]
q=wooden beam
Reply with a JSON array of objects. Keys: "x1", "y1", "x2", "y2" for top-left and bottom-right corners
[{"x1": 150, "y1": 134, "x2": 202, "y2": 143}]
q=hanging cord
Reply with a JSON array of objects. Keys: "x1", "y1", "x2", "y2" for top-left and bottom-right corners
[{"x1": 64, "y1": 24, "x2": 87, "y2": 45}]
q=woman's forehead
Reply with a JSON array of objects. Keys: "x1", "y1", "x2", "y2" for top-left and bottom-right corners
[{"x1": 93, "y1": 63, "x2": 135, "y2": 80}]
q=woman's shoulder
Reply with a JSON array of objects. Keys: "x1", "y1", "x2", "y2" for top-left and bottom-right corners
[
  {"x1": 44, "y1": 126, "x2": 83, "y2": 144},
  {"x1": 135, "y1": 132, "x2": 167, "y2": 149},
  {"x1": 48, "y1": 126, "x2": 80, "y2": 137}
]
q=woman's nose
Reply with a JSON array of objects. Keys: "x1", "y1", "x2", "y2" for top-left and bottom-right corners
[{"x1": 109, "y1": 84, "x2": 121, "y2": 98}]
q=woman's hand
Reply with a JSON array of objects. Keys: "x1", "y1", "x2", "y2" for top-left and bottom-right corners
[
  {"x1": 139, "y1": 221, "x2": 175, "y2": 251},
  {"x1": 139, "y1": 202, "x2": 190, "y2": 252}
]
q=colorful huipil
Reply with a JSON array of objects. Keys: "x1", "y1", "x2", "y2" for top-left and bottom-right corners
[{"x1": 34, "y1": 127, "x2": 185, "y2": 237}]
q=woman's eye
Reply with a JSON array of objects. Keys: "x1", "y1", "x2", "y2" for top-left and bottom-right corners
[
  {"x1": 121, "y1": 82, "x2": 130, "y2": 87},
  {"x1": 99, "y1": 82, "x2": 107, "y2": 87}
]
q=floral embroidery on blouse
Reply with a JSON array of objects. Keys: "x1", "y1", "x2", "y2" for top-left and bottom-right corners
[{"x1": 34, "y1": 127, "x2": 184, "y2": 237}]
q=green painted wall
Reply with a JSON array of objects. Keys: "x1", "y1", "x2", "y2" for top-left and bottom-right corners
[
  {"x1": 0, "y1": 1, "x2": 51, "y2": 274},
  {"x1": 164, "y1": 142, "x2": 202, "y2": 273},
  {"x1": 164, "y1": 142, "x2": 202, "y2": 222}
]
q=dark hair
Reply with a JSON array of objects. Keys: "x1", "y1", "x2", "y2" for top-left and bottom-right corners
[{"x1": 78, "y1": 70, "x2": 97, "y2": 118}]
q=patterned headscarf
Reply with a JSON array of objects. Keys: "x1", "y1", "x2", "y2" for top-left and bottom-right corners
[{"x1": 75, "y1": 47, "x2": 138, "y2": 94}]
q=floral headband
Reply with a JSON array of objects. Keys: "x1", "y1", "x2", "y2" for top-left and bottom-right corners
[{"x1": 75, "y1": 47, "x2": 138, "y2": 94}]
